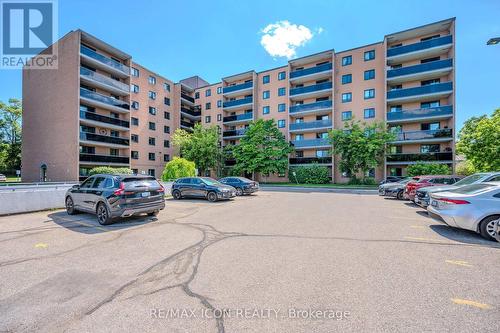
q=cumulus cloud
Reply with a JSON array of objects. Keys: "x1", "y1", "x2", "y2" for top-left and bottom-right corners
[{"x1": 260, "y1": 21, "x2": 322, "y2": 59}]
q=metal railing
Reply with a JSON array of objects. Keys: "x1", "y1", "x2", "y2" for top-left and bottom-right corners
[
  {"x1": 80, "y1": 88, "x2": 130, "y2": 110},
  {"x1": 387, "y1": 59, "x2": 453, "y2": 78},
  {"x1": 79, "y1": 132, "x2": 130, "y2": 146},
  {"x1": 223, "y1": 129, "x2": 247, "y2": 137},
  {"x1": 79, "y1": 153, "x2": 130, "y2": 164},
  {"x1": 223, "y1": 81, "x2": 253, "y2": 94},
  {"x1": 289, "y1": 100, "x2": 332, "y2": 114},
  {"x1": 290, "y1": 63, "x2": 332, "y2": 79},
  {"x1": 80, "y1": 110, "x2": 130, "y2": 128},
  {"x1": 223, "y1": 112, "x2": 253, "y2": 122},
  {"x1": 387, "y1": 105, "x2": 453, "y2": 122},
  {"x1": 289, "y1": 157, "x2": 332, "y2": 164},
  {"x1": 387, "y1": 82, "x2": 453, "y2": 100},
  {"x1": 387, "y1": 35, "x2": 453, "y2": 57},
  {"x1": 386, "y1": 152, "x2": 453, "y2": 162},
  {"x1": 290, "y1": 119, "x2": 332, "y2": 131},
  {"x1": 290, "y1": 82, "x2": 332, "y2": 96},
  {"x1": 291, "y1": 138, "x2": 330, "y2": 148},
  {"x1": 223, "y1": 97, "x2": 253, "y2": 108},
  {"x1": 80, "y1": 45, "x2": 129, "y2": 74},
  {"x1": 393, "y1": 129, "x2": 453, "y2": 141}
]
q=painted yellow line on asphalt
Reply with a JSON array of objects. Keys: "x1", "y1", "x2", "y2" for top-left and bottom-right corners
[
  {"x1": 445, "y1": 260, "x2": 473, "y2": 267},
  {"x1": 451, "y1": 298, "x2": 492, "y2": 309},
  {"x1": 72, "y1": 221, "x2": 108, "y2": 232},
  {"x1": 34, "y1": 242, "x2": 48, "y2": 249},
  {"x1": 410, "y1": 225, "x2": 426, "y2": 229}
]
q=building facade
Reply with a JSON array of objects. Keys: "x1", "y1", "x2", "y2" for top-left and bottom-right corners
[{"x1": 22, "y1": 18, "x2": 456, "y2": 182}]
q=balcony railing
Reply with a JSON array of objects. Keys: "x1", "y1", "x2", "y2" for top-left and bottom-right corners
[
  {"x1": 393, "y1": 129, "x2": 453, "y2": 142},
  {"x1": 180, "y1": 120, "x2": 195, "y2": 128},
  {"x1": 79, "y1": 153, "x2": 129, "y2": 164},
  {"x1": 386, "y1": 152, "x2": 453, "y2": 162},
  {"x1": 387, "y1": 59, "x2": 453, "y2": 78},
  {"x1": 80, "y1": 110, "x2": 130, "y2": 128},
  {"x1": 387, "y1": 105, "x2": 453, "y2": 122},
  {"x1": 80, "y1": 88, "x2": 130, "y2": 110},
  {"x1": 290, "y1": 63, "x2": 333, "y2": 79},
  {"x1": 223, "y1": 97, "x2": 253, "y2": 108},
  {"x1": 80, "y1": 45, "x2": 129, "y2": 74},
  {"x1": 79, "y1": 132, "x2": 129, "y2": 146},
  {"x1": 80, "y1": 67, "x2": 129, "y2": 92},
  {"x1": 289, "y1": 100, "x2": 332, "y2": 114},
  {"x1": 290, "y1": 82, "x2": 332, "y2": 96},
  {"x1": 181, "y1": 93, "x2": 195, "y2": 103},
  {"x1": 223, "y1": 112, "x2": 253, "y2": 123},
  {"x1": 180, "y1": 107, "x2": 201, "y2": 117},
  {"x1": 387, "y1": 82, "x2": 453, "y2": 100},
  {"x1": 223, "y1": 129, "x2": 247, "y2": 138},
  {"x1": 223, "y1": 81, "x2": 253, "y2": 94},
  {"x1": 289, "y1": 157, "x2": 332, "y2": 164},
  {"x1": 387, "y1": 35, "x2": 453, "y2": 57},
  {"x1": 291, "y1": 138, "x2": 330, "y2": 148},
  {"x1": 290, "y1": 119, "x2": 332, "y2": 131}
]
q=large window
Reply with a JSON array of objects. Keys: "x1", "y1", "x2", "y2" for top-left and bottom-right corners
[
  {"x1": 131, "y1": 151, "x2": 139, "y2": 159},
  {"x1": 205, "y1": 116, "x2": 211, "y2": 123},
  {"x1": 164, "y1": 125, "x2": 170, "y2": 133},
  {"x1": 148, "y1": 153, "x2": 155, "y2": 161},
  {"x1": 148, "y1": 137, "x2": 155, "y2": 146},
  {"x1": 263, "y1": 90, "x2": 270, "y2": 99},
  {"x1": 278, "y1": 87, "x2": 286, "y2": 96},
  {"x1": 164, "y1": 97, "x2": 170, "y2": 106},
  {"x1": 148, "y1": 76, "x2": 156, "y2": 85},
  {"x1": 341, "y1": 93, "x2": 352, "y2": 103},
  {"x1": 217, "y1": 87, "x2": 222, "y2": 94},
  {"x1": 130, "y1": 67, "x2": 139, "y2": 77},
  {"x1": 364, "y1": 69, "x2": 375, "y2": 80},
  {"x1": 131, "y1": 134, "x2": 139, "y2": 143},
  {"x1": 263, "y1": 75, "x2": 270, "y2": 84},
  {"x1": 131, "y1": 84, "x2": 139, "y2": 93},
  {"x1": 148, "y1": 122, "x2": 156, "y2": 130},
  {"x1": 164, "y1": 111, "x2": 170, "y2": 119},
  {"x1": 342, "y1": 111, "x2": 352, "y2": 121},
  {"x1": 263, "y1": 106, "x2": 270, "y2": 114},
  {"x1": 341, "y1": 74, "x2": 352, "y2": 84},
  {"x1": 278, "y1": 103, "x2": 286, "y2": 112},
  {"x1": 205, "y1": 102, "x2": 211, "y2": 110},
  {"x1": 217, "y1": 100, "x2": 222, "y2": 108},
  {"x1": 342, "y1": 55, "x2": 352, "y2": 66},
  {"x1": 364, "y1": 89, "x2": 375, "y2": 99},
  {"x1": 131, "y1": 101, "x2": 139, "y2": 110},
  {"x1": 163, "y1": 82, "x2": 170, "y2": 91},
  {"x1": 131, "y1": 117, "x2": 139, "y2": 126},
  {"x1": 278, "y1": 119, "x2": 285, "y2": 128},
  {"x1": 148, "y1": 91, "x2": 156, "y2": 100},
  {"x1": 148, "y1": 106, "x2": 156, "y2": 115},
  {"x1": 364, "y1": 108, "x2": 375, "y2": 119},
  {"x1": 420, "y1": 144, "x2": 440, "y2": 153},
  {"x1": 205, "y1": 89, "x2": 211, "y2": 97},
  {"x1": 364, "y1": 50, "x2": 375, "y2": 61},
  {"x1": 278, "y1": 71, "x2": 286, "y2": 80}
]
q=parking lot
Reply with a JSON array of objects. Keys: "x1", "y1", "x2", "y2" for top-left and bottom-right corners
[{"x1": 1, "y1": 190, "x2": 499, "y2": 332}]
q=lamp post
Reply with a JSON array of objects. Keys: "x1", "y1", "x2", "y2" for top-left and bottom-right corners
[{"x1": 486, "y1": 37, "x2": 500, "y2": 45}]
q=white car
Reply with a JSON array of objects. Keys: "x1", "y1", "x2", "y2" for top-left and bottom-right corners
[
  {"x1": 0, "y1": 174, "x2": 6, "y2": 182},
  {"x1": 428, "y1": 182, "x2": 500, "y2": 241}
]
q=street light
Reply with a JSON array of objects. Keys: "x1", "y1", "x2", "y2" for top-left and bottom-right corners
[{"x1": 487, "y1": 37, "x2": 500, "y2": 45}]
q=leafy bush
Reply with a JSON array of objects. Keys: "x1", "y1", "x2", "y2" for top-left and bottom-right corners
[
  {"x1": 406, "y1": 163, "x2": 451, "y2": 177},
  {"x1": 361, "y1": 177, "x2": 376, "y2": 185},
  {"x1": 456, "y1": 160, "x2": 476, "y2": 176},
  {"x1": 289, "y1": 164, "x2": 330, "y2": 184},
  {"x1": 89, "y1": 167, "x2": 132, "y2": 176},
  {"x1": 161, "y1": 157, "x2": 196, "y2": 181}
]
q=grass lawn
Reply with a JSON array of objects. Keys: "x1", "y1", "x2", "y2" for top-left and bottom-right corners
[
  {"x1": 260, "y1": 182, "x2": 378, "y2": 189},
  {"x1": 4, "y1": 177, "x2": 21, "y2": 182}
]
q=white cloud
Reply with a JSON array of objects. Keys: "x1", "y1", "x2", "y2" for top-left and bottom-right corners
[{"x1": 260, "y1": 21, "x2": 321, "y2": 59}]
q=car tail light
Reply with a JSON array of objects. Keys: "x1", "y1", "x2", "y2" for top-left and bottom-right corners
[
  {"x1": 158, "y1": 184, "x2": 165, "y2": 193},
  {"x1": 438, "y1": 198, "x2": 470, "y2": 205},
  {"x1": 114, "y1": 182, "x2": 126, "y2": 196}
]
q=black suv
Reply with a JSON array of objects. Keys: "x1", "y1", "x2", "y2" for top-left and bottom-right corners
[
  {"x1": 65, "y1": 174, "x2": 165, "y2": 225},
  {"x1": 171, "y1": 177, "x2": 236, "y2": 202},
  {"x1": 219, "y1": 177, "x2": 259, "y2": 195}
]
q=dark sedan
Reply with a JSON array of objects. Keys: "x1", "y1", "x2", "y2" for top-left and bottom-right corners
[
  {"x1": 65, "y1": 174, "x2": 165, "y2": 225},
  {"x1": 219, "y1": 177, "x2": 259, "y2": 196},
  {"x1": 171, "y1": 177, "x2": 236, "y2": 202}
]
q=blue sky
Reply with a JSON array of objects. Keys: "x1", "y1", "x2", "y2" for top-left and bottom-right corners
[{"x1": 1, "y1": 0, "x2": 499, "y2": 130}]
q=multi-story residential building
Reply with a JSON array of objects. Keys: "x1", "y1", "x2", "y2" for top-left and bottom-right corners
[{"x1": 22, "y1": 18, "x2": 455, "y2": 183}]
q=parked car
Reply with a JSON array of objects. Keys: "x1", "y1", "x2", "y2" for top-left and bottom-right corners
[
  {"x1": 379, "y1": 176, "x2": 406, "y2": 185},
  {"x1": 415, "y1": 172, "x2": 500, "y2": 208},
  {"x1": 0, "y1": 174, "x2": 6, "y2": 182},
  {"x1": 404, "y1": 175, "x2": 462, "y2": 201},
  {"x1": 495, "y1": 218, "x2": 500, "y2": 242},
  {"x1": 171, "y1": 177, "x2": 236, "y2": 202},
  {"x1": 65, "y1": 174, "x2": 165, "y2": 225},
  {"x1": 428, "y1": 182, "x2": 500, "y2": 241},
  {"x1": 378, "y1": 178, "x2": 411, "y2": 196},
  {"x1": 384, "y1": 177, "x2": 421, "y2": 200},
  {"x1": 219, "y1": 177, "x2": 259, "y2": 195}
]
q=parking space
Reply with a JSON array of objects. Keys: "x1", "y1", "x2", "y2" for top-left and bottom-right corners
[{"x1": 0, "y1": 191, "x2": 498, "y2": 332}]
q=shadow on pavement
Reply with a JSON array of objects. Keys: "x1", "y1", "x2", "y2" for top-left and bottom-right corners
[
  {"x1": 429, "y1": 224, "x2": 499, "y2": 247},
  {"x1": 165, "y1": 197, "x2": 236, "y2": 205},
  {"x1": 47, "y1": 211, "x2": 155, "y2": 234}
]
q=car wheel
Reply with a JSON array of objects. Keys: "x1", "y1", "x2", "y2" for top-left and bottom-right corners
[
  {"x1": 235, "y1": 187, "x2": 243, "y2": 196},
  {"x1": 147, "y1": 211, "x2": 159, "y2": 217},
  {"x1": 207, "y1": 191, "x2": 218, "y2": 202},
  {"x1": 65, "y1": 196, "x2": 78, "y2": 215},
  {"x1": 96, "y1": 202, "x2": 113, "y2": 225},
  {"x1": 479, "y1": 215, "x2": 499, "y2": 241},
  {"x1": 172, "y1": 190, "x2": 182, "y2": 200},
  {"x1": 397, "y1": 190, "x2": 404, "y2": 200}
]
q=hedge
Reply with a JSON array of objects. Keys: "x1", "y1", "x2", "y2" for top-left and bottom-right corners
[{"x1": 288, "y1": 164, "x2": 330, "y2": 184}]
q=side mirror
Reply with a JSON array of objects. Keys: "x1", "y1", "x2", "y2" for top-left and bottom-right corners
[{"x1": 72, "y1": 184, "x2": 80, "y2": 189}]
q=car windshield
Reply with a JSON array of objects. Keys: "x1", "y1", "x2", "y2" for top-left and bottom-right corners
[
  {"x1": 453, "y1": 174, "x2": 486, "y2": 186},
  {"x1": 398, "y1": 179, "x2": 411, "y2": 184},
  {"x1": 200, "y1": 177, "x2": 221, "y2": 186},
  {"x1": 447, "y1": 183, "x2": 496, "y2": 195}
]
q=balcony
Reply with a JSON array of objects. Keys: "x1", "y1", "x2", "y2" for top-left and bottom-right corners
[
  {"x1": 386, "y1": 152, "x2": 453, "y2": 164},
  {"x1": 387, "y1": 105, "x2": 453, "y2": 123},
  {"x1": 181, "y1": 93, "x2": 195, "y2": 105},
  {"x1": 223, "y1": 97, "x2": 253, "y2": 110},
  {"x1": 290, "y1": 63, "x2": 333, "y2": 83},
  {"x1": 180, "y1": 120, "x2": 195, "y2": 130},
  {"x1": 80, "y1": 110, "x2": 130, "y2": 129},
  {"x1": 180, "y1": 107, "x2": 201, "y2": 120},
  {"x1": 223, "y1": 129, "x2": 247, "y2": 139},
  {"x1": 289, "y1": 100, "x2": 332, "y2": 117},
  {"x1": 386, "y1": 82, "x2": 453, "y2": 104},
  {"x1": 79, "y1": 153, "x2": 129, "y2": 165},
  {"x1": 223, "y1": 81, "x2": 253, "y2": 97},
  {"x1": 291, "y1": 138, "x2": 330, "y2": 149},
  {"x1": 79, "y1": 132, "x2": 129, "y2": 147},
  {"x1": 290, "y1": 82, "x2": 332, "y2": 100},
  {"x1": 289, "y1": 119, "x2": 332, "y2": 132},
  {"x1": 386, "y1": 35, "x2": 453, "y2": 64},
  {"x1": 289, "y1": 157, "x2": 332, "y2": 165},
  {"x1": 391, "y1": 129, "x2": 453, "y2": 144},
  {"x1": 80, "y1": 67, "x2": 129, "y2": 95},
  {"x1": 387, "y1": 59, "x2": 453, "y2": 84},
  {"x1": 223, "y1": 112, "x2": 253, "y2": 124},
  {"x1": 80, "y1": 45, "x2": 129, "y2": 78},
  {"x1": 80, "y1": 88, "x2": 130, "y2": 113}
]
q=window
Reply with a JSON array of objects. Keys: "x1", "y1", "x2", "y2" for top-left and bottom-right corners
[
  {"x1": 148, "y1": 169, "x2": 155, "y2": 177},
  {"x1": 131, "y1": 117, "x2": 139, "y2": 126},
  {"x1": 217, "y1": 100, "x2": 222, "y2": 108},
  {"x1": 421, "y1": 34, "x2": 440, "y2": 42},
  {"x1": 110, "y1": 130, "x2": 119, "y2": 137},
  {"x1": 217, "y1": 87, "x2": 222, "y2": 94},
  {"x1": 365, "y1": 168, "x2": 375, "y2": 178},
  {"x1": 278, "y1": 120, "x2": 285, "y2": 128},
  {"x1": 390, "y1": 84, "x2": 402, "y2": 90},
  {"x1": 163, "y1": 82, "x2": 170, "y2": 91},
  {"x1": 205, "y1": 116, "x2": 211, "y2": 123},
  {"x1": 131, "y1": 134, "x2": 139, "y2": 143},
  {"x1": 164, "y1": 140, "x2": 170, "y2": 148},
  {"x1": 217, "y1": 114, "x2": 222, "y2": 121},
  {"x1": 421, "y1": 78, "x2": 440, "y2": 86},
  {"x1": 341, "y1": 93, "x2": 352, "y2": 103},
  {"x1": 421, "y1": 101, "x2": 440, "y2": 108},
  {"x1": 131, "y1": 84, "x2": 139, "y2": 93},
  {"x1": 421, "y1": 56, "x2": 440, "y2": 64},
  {"x1": 342, "y1": 55, "x2": 352, "y2": 66},
  {"x1": 316, "y1": 150, "x2": 330, "y2": 157},
  {"x1": 364, "y1": 108, "x2": 375, "y2": 119},
  {"x1": 148, "y1": 91, "x2": 156, "y2": 100},
  {"x1": 164, "y1": 154, "x2": 170, "y2": 162},
  {"x1": 342, "y1": 111, "x2": 352, "y2": 121},
  {"x1": 389, "y1": 167, "x2": 402, "y2": 177},
  {"x1": 420, "y1": 144, "x2": 440, "y2": 153},
  {"x1": 205, "y1": 89, "x2": 211, "y2": 97},
  {"x1": 364, "y1": 50, "x2": 375, "y2": 61},
  {"x1": 390, "y1": 105, "x2": 402, "y2": 113},
  {"x1": 278, "y1": 103, "x2": 286, "y2": 112},
  {"x1": 364, "y1": 89, "x2": 375, "y2": 99},
  {"x1": 148, "y1": 137, "x2": 155, "y2": 146},
  {"x1": 195, "y1": 92, "x2": 200, "y2": 99},
  {"x1": 80, "y1": 145, "x2": 95, "y2": 154},
  {"x1": 205, "y1": 102, "x2": 211, "y2": 110},
  {"x1": 164, "y1": 111, "x2": 170, "y2": 119},
  {"x1": 389, "y1": 145, "x2": 402, "y2": 154},
  {"x1": 317, "y1": 132, "x2": 328, "y2": 139},
  {"x1": 131, "y1": 101, "x2": 139, "y2": 110},
  {"x1": 148, "y1": 76, "x2": 156, "y2": 85},
  {"x1": 130, "y1": 67, "x2": 139, "y2": 77},
  {"x1": 149, "y1": 106, "x2": 156, "y2": 115},
  {"x1": 278, "y1": 71, "x2": 286, "y2": 80},
  {"x1": 278, "y1": 87, "x2": 286, "y2": 96},
  {"x1": 131, "y1": 151, "x2": 139, "y2": 159},
  {"x1": 364, "y1": 69, "x2": 375, "y2": 80},
  {"x1": 164, "y1": 125, "x2": 170, "y2": 133},
  {"x1": 341, "y1": 74, "x2": 352, "y2": 84},
  {"x1": 164, "y1": 97, "x2": 170, "y2": 106},
  {"x1": 148, "y1": 153, "x2": 155, "y2": 161},
  {"x1": 263, "y1": 75, "x2": 270, "y2": 84},
  {"x1": 263, "y1": 90, "x2": 270, "y2": 99},
  {"x1": 110, "y1": 112, "x2": 119, "y2": 119},
  {"x1": 262, "y1": 106, "x2": 270, "y2": 114},
  {"x1": 149, "y1": 122, "x2": 156, "y2": 130},
  {"x1": 421, "y1": 122, "x2": 440, "y2": 131}
]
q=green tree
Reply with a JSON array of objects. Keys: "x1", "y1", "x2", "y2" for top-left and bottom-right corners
[
  {"x1": 455, "y1": 160, "x2": 476, "y2": 176},
  {"x1": 0, "y1": 99, "x2": 22, "y2": 172},
  {"x1": 406, "y1": 163, "x2": 450, "y2": 177},
  {"x1": 89, "y1": 167, "x2": 133, "y2": 176},
  {"x1": 457, "y1": 109, "x2": 500, "y2": 172},
  {"x1": 289, "y1": 164, "x2": 330, "y2": 184},
  {"x1": 229, "y1": 119, "x2": 292, "y2": 180},
  {"x1": 172, "y1": 124, "x2": 221, "y2": 175},
  {"x1": 161, "y1": 157, "x2": 196, "y2": 181},
  {"x1": 329, "y1": 120, "x2": 395, "y2": 181}
]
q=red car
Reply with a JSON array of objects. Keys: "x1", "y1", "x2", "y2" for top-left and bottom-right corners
[{"x1": 403, "y1": 175, "x2": 462, "y2": 201}]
